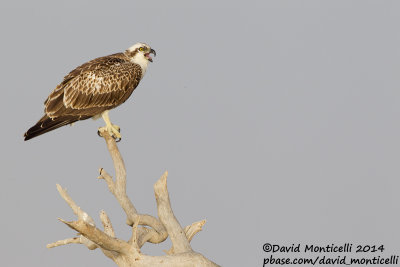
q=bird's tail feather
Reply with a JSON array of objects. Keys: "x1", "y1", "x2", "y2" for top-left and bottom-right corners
[{"x1": 24, "y1": 115, "x2": 80, "y2": 141}]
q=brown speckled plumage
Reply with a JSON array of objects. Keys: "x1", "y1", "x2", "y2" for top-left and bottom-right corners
[{"x1": 24, "y1": 51, "x2": 143, "y2": 141}]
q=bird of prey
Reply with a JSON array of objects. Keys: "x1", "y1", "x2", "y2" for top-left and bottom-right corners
[{"x1": 24, "y1": 42, "x2": 156, "y2": 141}]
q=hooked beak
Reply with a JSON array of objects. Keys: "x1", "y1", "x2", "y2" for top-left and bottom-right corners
[{"x1": 145, "y1": 48, "x2": 156, "y2": 62}]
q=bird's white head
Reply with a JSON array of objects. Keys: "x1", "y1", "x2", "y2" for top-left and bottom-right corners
[{"x1": 125, "y1": 42, "x2": 156, "y2": 75}]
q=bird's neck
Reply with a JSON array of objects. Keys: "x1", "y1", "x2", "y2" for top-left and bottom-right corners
[{"x1": 126, "y1": 52, "x2": 149, "y2": 78}]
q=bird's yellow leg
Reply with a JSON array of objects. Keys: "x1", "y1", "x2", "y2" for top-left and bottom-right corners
[{"x1": 98, "y1": 111, "x2": 121, "y2": 139}]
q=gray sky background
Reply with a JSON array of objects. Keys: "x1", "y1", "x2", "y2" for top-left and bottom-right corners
[{"x1": 1, "y1": 1, "x2": 400, "y2": 266}]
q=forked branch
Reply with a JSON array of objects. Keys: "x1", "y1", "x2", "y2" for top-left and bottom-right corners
[{"x1": 47, "y1": 129, "x2": 219, "y2": 267}]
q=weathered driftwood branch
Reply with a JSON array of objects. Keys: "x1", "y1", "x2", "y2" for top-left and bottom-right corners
[
  {"x1": 154, "y1": 172, "x2": 192, "y2": 254},
  {"x1": 48, "y1": 130, "x2": 219, "y2": 267},
  {"x1": 165, "y1": 220, "x2": 206, "y2": 255}
]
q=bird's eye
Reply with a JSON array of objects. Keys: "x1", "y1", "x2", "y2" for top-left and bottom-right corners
[{"x1": 139, "y1": 47, "x2": 144, "y2": 51}]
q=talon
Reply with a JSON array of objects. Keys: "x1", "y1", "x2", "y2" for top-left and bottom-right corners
[
  {"x1": 98, "y1": 120, "x2": 121, "y2": 140},
  {"x1": 110, "y1": 127, "x2": 121, "y2": 139}
]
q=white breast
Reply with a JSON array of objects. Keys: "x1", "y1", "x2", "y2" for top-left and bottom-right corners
[{"x1": 130, "y1": 54, "x2": 149, "y2": 78}]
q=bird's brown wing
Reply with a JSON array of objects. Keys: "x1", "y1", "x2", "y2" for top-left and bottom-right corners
[
  {"x1": 46, "y1": 54, "x2": 143, "y2": 117},
  {"x1": 24, "y1": 54, "x2": 143, "y2": 141}
]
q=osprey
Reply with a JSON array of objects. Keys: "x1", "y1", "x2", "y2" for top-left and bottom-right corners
[{"x1": 24, "y1": 42, "x2": 156, "y2": 141}]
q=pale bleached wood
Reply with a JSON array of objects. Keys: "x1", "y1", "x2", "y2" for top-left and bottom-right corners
[
  {"x1": 98, "y1": 130, "x2": 168, "y2": 245},
  {"x1": 59, "y1": 218, "x2": 135, "y2": 256},
  {"x1": 185, "y1": 220, "x2": 206, "y2": 243},
  {"x1": 49, "y1": 184, "x2": 98, "y2": 250},
  {"x1": 55, "y1": 184, "x2": 95, "y2": 226},
  {"x1": 165, "y1": 220, "x2": 207, "y2": 255},
  {"x1": 46, "y1": 236, "x2": 95, "y2": 249},
  {"x1": 154, "y1": 171, "x2": 192, "y2": 254},
  {"x1": 47, "y1": 129, "x2": 219, "y2": 266},
  {"x1": 100, "y1": 210, "x2": 115, "y2": 237}
]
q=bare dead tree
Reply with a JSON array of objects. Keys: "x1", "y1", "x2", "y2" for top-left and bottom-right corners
[{"x1": 47, "y1": 129, "x2": 219, "y2": 267}]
